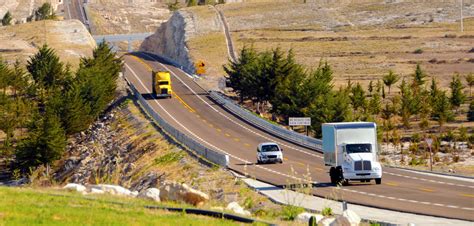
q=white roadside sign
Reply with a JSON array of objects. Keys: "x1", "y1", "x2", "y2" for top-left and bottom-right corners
[{"x1": 289, "y1": 117, "x2": 311, "y2": 126}]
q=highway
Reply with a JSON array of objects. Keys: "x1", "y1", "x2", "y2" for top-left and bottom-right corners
[{"x1": 122, "y1": 52, "x2": 474, "y2": 221}]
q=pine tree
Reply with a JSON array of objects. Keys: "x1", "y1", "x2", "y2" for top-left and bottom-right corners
[
  {"x1": 429, "y1": 78, "x2": 440, "y2": 106},
  {"x1": 27, "y1": 44, "x2": 68, "y2": 91},
  {"x1": 350, "y1": 82, "x2": 366, "y2": 111},
  {"x1": 399, "y1": 79, "x2": 414, "y2": 128},
  {"x1": 369, "y1": 92, "x2": 382, "y2": 115},
  {"x1": 16, "y1": 106, "x2": 66, "y2": 170},
  {"x1": 383, "y1": 70, "x2": 400, "y2": 95},
  {"x1": 412, "y1": 64, "x2": 427, "y2": 88},
  {"x1": 62, "y1": 75, "x2": 94, "y2": 134},
  {"x1": 368, "y1": 80, "x2": 374, "y2": 95},
  {"x1": 2, "y1": 11, "x2": 12, "y2": 26},
  {"x1": 35, "y1": 3, "x2": 55, "y2": 21},
  {"x1": 449, "y1": 73, "x2": 465, "y2": 110},
  {"x1": 432, "y1": 91, "x2": 452, "y2": 128},
  {"x1": 223, "y1": 45, "x2": 259, "y2": 103}
]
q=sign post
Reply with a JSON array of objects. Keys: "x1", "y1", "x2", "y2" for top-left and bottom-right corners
[
  {"x1": 425, "y1": 138, "x2": 433, "y2": 171},
  {"x1": 289, "y1": 117, "x2": 311, "y2": 136}
]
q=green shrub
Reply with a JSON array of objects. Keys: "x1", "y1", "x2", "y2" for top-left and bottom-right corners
[
  {"x1": 414, "y1": 48, "x2": 423, "y2": 54},
  {"x1": 281, "y1": 205, "x2": 304, "y2": 221},
  {"x1": 154, "y1": 151, "x2": 185, "y2": 165},
  {"x1": 322, "y1": 207, "x2": 333, "y2": 216}
]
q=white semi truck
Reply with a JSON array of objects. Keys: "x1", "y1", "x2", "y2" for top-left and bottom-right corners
[{"x1": 322, "y1": 122, "x2": 382, "y2": 185}]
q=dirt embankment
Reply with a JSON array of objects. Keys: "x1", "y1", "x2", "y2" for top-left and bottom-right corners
[{"x1": 0, "y1": 19, "x2": 96, "y2": 67}]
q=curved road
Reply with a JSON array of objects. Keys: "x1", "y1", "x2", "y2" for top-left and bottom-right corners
[{"x1": 123, "y1": 52, "x2": 474, "y2": 221}]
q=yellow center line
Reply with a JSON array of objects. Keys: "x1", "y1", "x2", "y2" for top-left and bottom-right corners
[
  {"x1": 130, "y1": 55, "x2": 197, "y2": 113},
  {"x1": 174, "y1": 93, "x2": 196, "y2": 113},
  {"x1": 233, "y1": 138, "x2": 240, "y2": 142},
  {"x1": 314, "y1": 167, "x2": 323, "y2": 171},
  {"x1": 216, "y1": 128, "x2": 222, "y2": 132},
  {"x1": 244, "y1": 143, "x2": 250, "y2": 147},
  {"x1": 201, "y1": 119, "x2": 207, "y2": 123},
  {"x1": 130, "y1": 55, "x2": 153, "y2": 71},
  {"x1": 196, "y1": 115, "x2": 201, "y2": 118},
  {"x1": 418, "y1": 188, "x2": 435, "y2": 192},
  {"x1": 208, "y1": 123, "x2": 214, "y2": 128},
  {"x1": 385, "y1": 182, "x2": 398, "y2": 186},
  {"x1": 297, "y1": 162, "x2": 305, "y2": 166},
  {"x1": 225, "y1": 133, "x2": 231, "y2": 137},
  {"x1": 460, "y1": 194, "x2": 474, "y2": 198}
]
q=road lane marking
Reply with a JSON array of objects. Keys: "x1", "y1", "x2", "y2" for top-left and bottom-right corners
[
  {"x1": 418, "y1": 188, "x2": 435, "y2": 192},
  {"x1": 225, "y1": 133, "x2": 231, "y2": 137},
  {"x1": 385, "y1": 182, "x2": 398, "y2": 186},
  {"x1": 233, "y1": 138, "x2": 240, "y2": 142},
  {"x1": 131, "y1": 53, "x2": 474, "y2": 210},
  {"x1": 385, "y1": 172, "x2": 474, "y2": 189},
  {"x1": 244, "y1": 143, "x2": 250, "y2": 147},
  {"x1": 216, "y1": 128, "x2": 222, "y2": 132},
  {"x1": 460, "y1": 194, "x2": 474, "y2": 198},
  {"x1": 140, "y1": 53, "x2": 325, "y2": 160},
  {"x1": 174, "y1": 93, "x2": 196, "y2": 113}
]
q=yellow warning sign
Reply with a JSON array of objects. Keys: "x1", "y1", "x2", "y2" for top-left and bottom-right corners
[{"x1": 195, "y1": 60, "x2": 206, "y2": 75}]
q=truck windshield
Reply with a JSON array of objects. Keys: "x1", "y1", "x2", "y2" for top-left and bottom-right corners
[
  {"x1": 261, "y1": 145, "x2": 280, "y2": 152},
  {"x1": 159, "y1": 81, "x2": 169, "y2": 85},
  {"x1": 346, "y1": 144, "x2": 371, "y2": 154}
]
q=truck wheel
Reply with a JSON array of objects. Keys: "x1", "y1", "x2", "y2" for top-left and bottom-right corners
[
  {"x1": 329, "y1": 167, "x2": 337, "y2": 184},
  {"x1": 257, "y1": 159, "x2": 261, "y2": 164},
  {"x1": 375, "y1": 178, "x2": 382, "y2": 184}
]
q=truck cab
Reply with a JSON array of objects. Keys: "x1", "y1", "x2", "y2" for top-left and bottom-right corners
[
  {"x1": 322, "y1": 122, "x2": 382, "y2": 185},
  {"x1": 152, "y1": 71, "x2": 172, "y2": 98}
]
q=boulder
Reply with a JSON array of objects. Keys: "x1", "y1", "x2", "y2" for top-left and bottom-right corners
[
  {"x1": 63, "y1": 183, "x2": 86, "y2": 193},
  {"x1": 297, "y1": 212, "x2": 324, "y2": 223},
  {"x1": 138, "y1": 188, "x2": 161, "y2": 202},
  {"x1": 319, "y1": 217, "x2": 336, "y2": 226},
  {"x1": 159, "y1": 182, "x2": 209, "y2": 206},
  {"x1": 342, "y1": 209, "x2": 361, "y2": 226},
  {"x1": 226, "y1": 201, "x2": 251, "y2": 216},
  {"x1": 89, "y1": 184, "x2": 134, "y2": 196},
  {"x1": 89, "y1": 188, "x2": 105, "y2": 194},
  {"x1": 330, "y1": 215, "x2": 351, "y2": 226}
]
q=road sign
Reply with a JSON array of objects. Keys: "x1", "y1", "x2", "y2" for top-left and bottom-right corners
[
  {"x1": 289, "y1": 117, "x2": 311, "y2": 126},
  {"x1": 195, "y1": 60, "x2": 206, "y2": 75}
]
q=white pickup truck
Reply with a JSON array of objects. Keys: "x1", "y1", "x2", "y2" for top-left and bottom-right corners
[{"x1": 322, "y1": 122, "x2": 382, "y2": 185}]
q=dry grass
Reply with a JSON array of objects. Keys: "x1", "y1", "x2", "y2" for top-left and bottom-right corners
[
  {"x1": 0, "y1": 20, "x2": 95, "y2": 68},
  {"x1": 181, "y1": 1, "x2": 474, "y2": 91}
]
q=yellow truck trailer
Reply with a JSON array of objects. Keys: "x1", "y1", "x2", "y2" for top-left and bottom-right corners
[{"x1": 152, "y1": 71, "x2": 172, "y2": 98}]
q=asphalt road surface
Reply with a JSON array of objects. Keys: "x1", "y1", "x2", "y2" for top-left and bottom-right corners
[{"x1": 123, "y1": 52, "x2": 474, "y2": 221}]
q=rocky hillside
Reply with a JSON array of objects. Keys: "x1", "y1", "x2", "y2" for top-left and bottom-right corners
[
  {"x1": 0, "y1": 19, "x2": 96, "y2": 66},
  {"x1": 0, "y1": 0, "x2": 62, "y2": 23},
  {"x1": 140, "y1": 6, "x2": 223, "y2": 82}
]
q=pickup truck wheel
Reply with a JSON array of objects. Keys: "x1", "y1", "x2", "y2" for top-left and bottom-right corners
[
  {"x1": 257, "y1": 159, "x2": 261, "y2": 164},
  {"x1": 375, "y1": 178, "x2": 382, "y2": 184}
]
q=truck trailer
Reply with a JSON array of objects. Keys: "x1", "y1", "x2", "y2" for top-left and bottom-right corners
[
  {"x1": 152, "y1": 71, "x2": 172, "y2": 98},
  {"x1": 322, "y1": 122, "x2": 382, "y2": 185}
]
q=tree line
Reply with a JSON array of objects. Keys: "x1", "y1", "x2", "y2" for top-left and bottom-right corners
[
  {"x1": 0, "y1": 42, "x2": 122, "y2": 172},
  {"x1": 2, "y1": 3, "x2": 56, "y2": 26},
  {"x1": 225, "y1": 46, "x2": 473, "y2": 139}
]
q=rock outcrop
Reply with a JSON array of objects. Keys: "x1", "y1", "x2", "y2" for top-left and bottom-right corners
[
  {"x1": 159, "y1": 181, "x2": 209, "y2": 206},
  {"x1": 225, "y1": 201, "x2": 251, "y2": 216},
  {"x1": 138, "y1": 188, "x2": 161, "y2": 202},
  {"x1": 140, "y1": 7, "x2": 221, "y2": 74}
]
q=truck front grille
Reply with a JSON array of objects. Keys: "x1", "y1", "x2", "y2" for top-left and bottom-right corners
[
  {"x1": 161, "y1": 89, "x2": 168, "y2": 94},
  {"x1": 354, "y1": 161, "x2": 372, "y2": 171},
  {"x1": 267, "y1": 155, "x2": 277, "y2": 158}
]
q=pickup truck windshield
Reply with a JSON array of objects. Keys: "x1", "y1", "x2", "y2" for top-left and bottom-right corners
[
  {"x1": 159, "y1": 81, "x2": 169, "y2": 85},
  {"x1": 261, "y1": 145, "x2": 280, "y2": 152},
  {"x1": 346, "y1": 144, "x2": 371, "y2": 154}
]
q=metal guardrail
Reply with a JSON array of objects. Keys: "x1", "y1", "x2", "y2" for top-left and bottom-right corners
[
  {"x1": 124, "y1": 77, "x2": 229, "y2": 167},
  {"x1": 209, "y1": 91, "x2": 322, "y2": 151}
]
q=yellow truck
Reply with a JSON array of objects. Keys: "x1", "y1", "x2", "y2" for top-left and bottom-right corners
[{"x1": 152, "y1": 71, "x2": 172, "y2": 98}]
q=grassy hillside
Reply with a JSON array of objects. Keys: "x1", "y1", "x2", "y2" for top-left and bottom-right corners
[
  {"x1": 187, "y1": 1, "x2": 474, "y2": 92},
  {"x1": 0, "y1": 187, "x2": 240, "y2": 226}
]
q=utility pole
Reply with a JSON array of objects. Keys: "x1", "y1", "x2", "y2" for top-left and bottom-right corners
[{"x1": 461, "y1": 0, "x2": 464, "y2": 32}]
